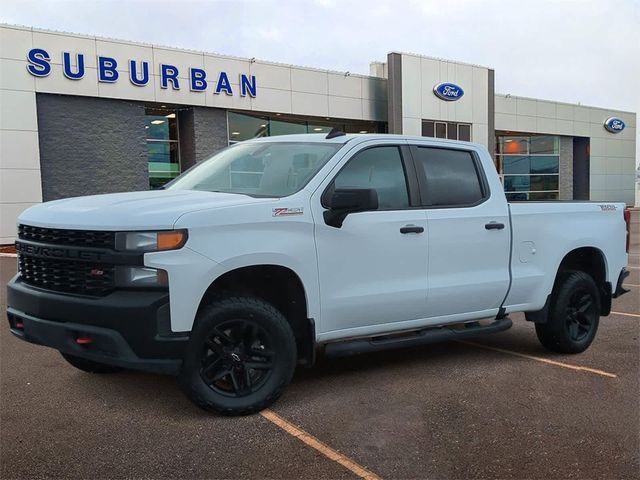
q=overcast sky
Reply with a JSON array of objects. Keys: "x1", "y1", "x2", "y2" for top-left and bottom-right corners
[{"x1": 1, "y1": 0, "x2": 638, "y2": 162}]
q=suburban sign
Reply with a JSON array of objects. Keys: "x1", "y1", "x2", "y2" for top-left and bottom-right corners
[
  {"x1": 25, "y1": 48, "x2": 258, "y2": 97},
  {"x1": 433, "y1": 82, "x2": 464, "y2": 101},
  {"x1": 603, "y1": 117, "x2": 625, "y2": 133}
]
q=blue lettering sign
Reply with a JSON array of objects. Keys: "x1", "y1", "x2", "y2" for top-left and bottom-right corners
[
  {"x1": 215, "y1": 71, "x2": 233, "y2": 95},
  {"x1": 433, "y1": 82, "x2": 464, "y2": 101},
  {"x1": 160, "y1": 64, "x2": 180, "y2": 90},
  {"x1": 98, "y1": 56, "x2": 119, "y2": 83},
  {"x1": 240, "y1": 74, "x2": 257, "y2": 97},
  {"x1": 62, "y1": 52, "x2": 85, "y2": 80},
  {"x1": 25, "y1": 48, "x2": 258, "y2": 97},
  {"x1": 129, "y1": 60, "x2": 149, "y2": 86},
  {"x1": 190, "y1": 68, "x2": 207, "y2": 91},
  {"x1": 604, "y1": 117, "x2": 625, "y2": 133},
  {"x1": 26, "y1": 48, "x2": 51, "y2": 77}
]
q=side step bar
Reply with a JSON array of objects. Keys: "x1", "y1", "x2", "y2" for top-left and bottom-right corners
[{"x1": 324, "y1": 317, "x2": 513, "y2": 358}]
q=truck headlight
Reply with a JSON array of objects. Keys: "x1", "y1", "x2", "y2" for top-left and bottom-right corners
[
  {"x1": 115, "y1": 230, "x2": 187, "y2": 252},
  {"x1": 114, "y1": 266, "x2": 168, "y2": 288}
]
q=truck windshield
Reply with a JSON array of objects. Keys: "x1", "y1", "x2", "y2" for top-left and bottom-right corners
[{"x1": 165, "y1": 142, "x2": 342, "y2": 197}]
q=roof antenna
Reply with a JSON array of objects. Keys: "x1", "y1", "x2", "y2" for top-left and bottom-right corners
[{"x1": 325, "y1": 127, "x2": 346, "y2": 139}]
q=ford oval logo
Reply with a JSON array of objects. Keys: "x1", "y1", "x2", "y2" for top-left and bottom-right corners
[
  {"x1": 604, "y1": 117, "x2": 625, "y2": 133},
  {"x1": 433, "y1": 82, "x2": 464, "y2": 101}
]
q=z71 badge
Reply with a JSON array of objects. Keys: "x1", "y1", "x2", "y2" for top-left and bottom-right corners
[{"x1": 272, "y1": 207, "x2": 304, "y2": 217}]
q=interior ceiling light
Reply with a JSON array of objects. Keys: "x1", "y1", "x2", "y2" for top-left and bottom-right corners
[
  {"x1": 165, "y1": 113, "x2": 176, "y2": 118},
  {"x1": 151, "y1": 120, "x2": 165, "y2": 125},
  {"x1": 359, "y1": 130, "x2": 368, "y2": 133},
  {"x1": 231, "y1": 132, "x2": 240, "y2": 135},
  {"x1": 313, "y1": 127, "x2": 323, "y2": 131}
]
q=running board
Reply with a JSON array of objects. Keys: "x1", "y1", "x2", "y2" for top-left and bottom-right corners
[{"x1": 324, "y1": 318, "x2": 513, "y2": 358}]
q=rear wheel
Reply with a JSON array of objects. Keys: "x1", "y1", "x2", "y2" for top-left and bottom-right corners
[
  {"x1": 535, "y1": 270, "x2": 600, "y2": 354},
  {"x1": 178, "y1": 296, "x2": 297, "y2": 416},
  {"x1": 60, "y1": 352, "x2": 123, "y2": 374}
]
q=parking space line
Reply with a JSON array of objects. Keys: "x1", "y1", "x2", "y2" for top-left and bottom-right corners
[
  {"x1": 611, "y1": 311, "x2": 640, "y2": 318},
  {"x1": 623, "y1": 284, "x2": 639, "y2": 288},
  {"x1": 261, "y1": 409, "x2": 382, "y2": 480},
  {"x1": 457, "y1": 341, "x2": 617, "y2": 378},
  {"x1": 626, "y1": 266, "x2": 639, "y2": 270}
]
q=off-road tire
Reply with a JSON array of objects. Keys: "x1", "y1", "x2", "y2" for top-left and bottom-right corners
[
  {"x1": 60, "y1": 352, "x2": 123, "y2": 373},
  {"x1": 535, "y1": 270, "x2": 600, "y2": 354},
  {"x1": 178, "y1": 296, "x2": 297, "y2": 416}
]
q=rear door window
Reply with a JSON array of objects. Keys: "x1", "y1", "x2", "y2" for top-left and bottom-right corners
[{"x1": 411, "y1": 147, "x2": 486, "y2": 207}]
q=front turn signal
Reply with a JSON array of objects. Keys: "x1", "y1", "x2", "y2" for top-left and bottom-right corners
[{"x1": 157, "y1": 230, "x2": 187, "y2": 251}]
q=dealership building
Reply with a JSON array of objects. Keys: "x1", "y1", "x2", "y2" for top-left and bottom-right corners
[{"x1": 0, "y1": 23, "x2": 637, "y2": 244}]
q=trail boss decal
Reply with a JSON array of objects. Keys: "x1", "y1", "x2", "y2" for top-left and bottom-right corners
[
  {"x1": 598, "y1": 205, "x2": 617, "y2": 212},
  {"x1": 272, "y1": 207, "x2": 304, "y2": 217}
]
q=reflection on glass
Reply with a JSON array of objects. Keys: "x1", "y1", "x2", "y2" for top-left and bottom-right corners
[
  {"x1": 498, "y1": 136, "x2": 529, "y2": 155},
  {"x1": 530, "y1": 156, "x2": 559, "y2": 174},
  {"x1": 146, "y1": 108, "x2": 180, "y2": 189},
  {"x1": 530, "y1": 135, "x2": 559, "y2": 154},
  {"x1": 227, "y1": 111, "x2": 383, "y2": 141},
  {"x1": 504, "y1": 175, "x2": 530, "y2": 191},
  {"x1": 502, "y1": 156, "x2": 530, "y2": 175},
  {"x1": 270, "y1": 119, "x2": 306, "y2": 136}
]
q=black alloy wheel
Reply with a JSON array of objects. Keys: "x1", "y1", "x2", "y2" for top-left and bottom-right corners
[
  {"x1": 200, "y1": 320, "x2": 274, "y2": 397},
  {"x1": 178, "y1": 296, "x2": 297, "y2": 415},
  {"x1": 565, "y1": 289, "x2": 597, "y2": 342},
  {"x1": 535, "y1": 270, "x2": 601, "y2": 354}
]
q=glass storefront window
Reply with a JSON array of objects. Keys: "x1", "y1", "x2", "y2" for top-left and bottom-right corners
[
  {"x1": 228, "y1": 112, "x2": 269, "y2": 141},
  {"x1": 422, "y1": 120, "x2": 472, "y2": 141},
  {"x1": 227, "y1": 111, "x2": 383, "y2": 143},
  {"x1": 496, "y1": 133, "x2": 560, "y2": 201},
  {"x1": 146, "y1": 108, "x2": 180, "y2": 189},
  {"x1": 270, "y1": 119, "x2": 307, "y2": 136}
]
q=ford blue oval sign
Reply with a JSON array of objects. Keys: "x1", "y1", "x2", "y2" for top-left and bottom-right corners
[
  {"x1": 604, "y1": 117, "x2": 625, "y2": 133},
  {"x1": 433, "y1": 82, "x2": 464, "y2": 101}
]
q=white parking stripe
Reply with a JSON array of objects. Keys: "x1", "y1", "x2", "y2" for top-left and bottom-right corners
[{"x1": 458, "y1": 341, "x2": 617, "y2": 378}]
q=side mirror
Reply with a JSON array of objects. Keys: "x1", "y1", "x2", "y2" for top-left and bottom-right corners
[{"x1": 323, "y1": 188, "x2": 378, "y2": 228}]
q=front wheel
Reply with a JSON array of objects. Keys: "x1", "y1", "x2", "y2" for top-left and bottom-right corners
[
  {"x1": 178, "y1": 296, "x2": 297, "y2": 416},
  {"x1": 535, "y1": 270, "x2": 600, "y2": 354}
]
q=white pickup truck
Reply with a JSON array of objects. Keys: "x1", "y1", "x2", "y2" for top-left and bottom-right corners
[{"x1": 7, "y1": 133, "x2": 631, "y2": 415}]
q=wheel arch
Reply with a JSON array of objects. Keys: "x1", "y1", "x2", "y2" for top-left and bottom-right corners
[
  {"x1": 196, "y1": 264, "x2": 316, "y2": 366},
  {"x1": 526, "y1": 246, "x2": 611, "y2": 323}
]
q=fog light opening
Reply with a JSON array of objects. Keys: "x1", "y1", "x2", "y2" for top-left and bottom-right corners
[{"x1": 76, "y1": 336, "x2": 94, "y2": 345}]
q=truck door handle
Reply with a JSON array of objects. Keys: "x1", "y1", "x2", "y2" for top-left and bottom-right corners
[
  {"x1": 400, "y1": 225, "x2": 424, "y2": 234},
  {"x1": 485, "y1": 222, "x2": 505, "y2": 230}
]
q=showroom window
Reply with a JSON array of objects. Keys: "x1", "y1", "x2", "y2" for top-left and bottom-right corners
[
  {"x1": 227, "y1": 111, "x2": 385, "y2": 143},
  {"x1": 422, "y1": 120, "x2": 472, "y2": 141},
  {"x1": 495, "y1": 135, "x2": 560, "y2": 201},
  {"x1": 145, "y1": 108, "x2": 180, "y2": 189}
]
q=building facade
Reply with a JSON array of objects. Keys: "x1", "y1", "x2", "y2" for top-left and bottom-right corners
[{"x1": 0, "y1": 24, "x2": 636, "y2": 243}]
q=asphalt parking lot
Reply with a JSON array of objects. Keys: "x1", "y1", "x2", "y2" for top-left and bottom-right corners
[{"x1": 1, "y1": 249, "x2": 638, "y2": 479}]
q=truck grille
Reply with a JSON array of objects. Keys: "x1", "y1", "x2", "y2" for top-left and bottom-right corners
[
  {"x1": 18, "y1": 254, "x2": 115, "y2": 296},
  {"x1": 17, "y1": 224, "x2": 117, "y2": 296},
  {"x1": 18, "y1": 224, "x2": 115, "y2": 250}
]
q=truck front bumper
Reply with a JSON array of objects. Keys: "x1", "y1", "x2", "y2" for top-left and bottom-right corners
[{"x1": 6, "y1": 276, "x2": 188, "y2": 375}]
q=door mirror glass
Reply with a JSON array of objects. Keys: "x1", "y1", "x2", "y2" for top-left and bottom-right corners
[{"x1": 324, "y1": 188, "x2": 378, "y2": 228}]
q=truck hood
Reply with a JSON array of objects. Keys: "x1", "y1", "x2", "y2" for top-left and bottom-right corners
[{"x1": 18, "y1": 190, "x2": 271, "y2": 230}]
